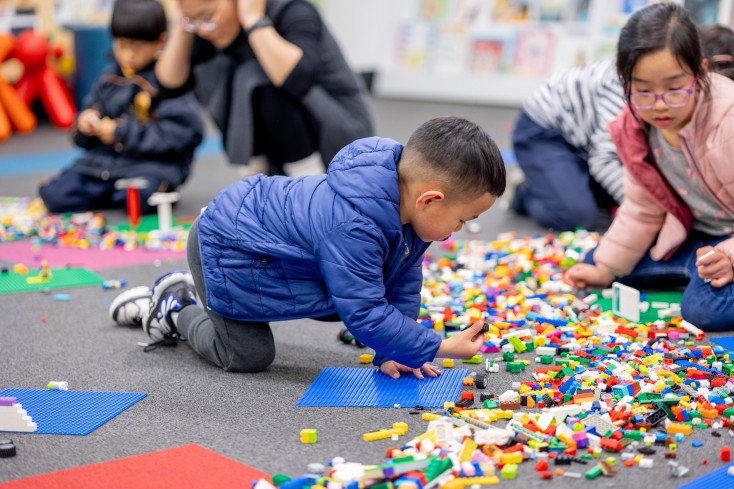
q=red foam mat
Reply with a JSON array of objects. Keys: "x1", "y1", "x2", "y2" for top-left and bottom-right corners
[{"x1": 0, "y1": 444, "x2": 270, "y2": 489}]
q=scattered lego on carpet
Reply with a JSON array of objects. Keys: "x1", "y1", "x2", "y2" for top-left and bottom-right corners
[{"x1": 277, "y1": 231, "x2": 733, "y2": 487}]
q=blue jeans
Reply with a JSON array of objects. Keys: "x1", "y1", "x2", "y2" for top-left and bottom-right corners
[
  {"x1": 584, "y1": 230, "x2": 734, "y2": 331},
  {"x1": 512, "y1": 110, "x2": 616, "y2": 231}
]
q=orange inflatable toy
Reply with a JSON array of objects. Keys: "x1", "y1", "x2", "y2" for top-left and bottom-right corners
[
  {"x1": 12, "y1": 30, "x2": 76, "y2": 130},
  {"x1": 0, "y1": 33, "x2": 37, "y2": 141}
]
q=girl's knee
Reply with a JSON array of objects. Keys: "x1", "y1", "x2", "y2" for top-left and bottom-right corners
[{"x1": 681, "y1": 291, "x2": 734, "y2": 332}]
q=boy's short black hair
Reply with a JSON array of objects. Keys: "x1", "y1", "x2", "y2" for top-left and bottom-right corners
[
  {"x1": 110, "y1": 0, "x2": 167, "y2": 41},
  {"x1": 404, "y1": 117, "x2": 506, "y2": 199}
]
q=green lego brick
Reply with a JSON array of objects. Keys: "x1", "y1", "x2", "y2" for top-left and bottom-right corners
[
  {"x1": 508, "y1": 336, "x2": 526, "y2": 353},
  {"x1": 585, "y1": 465, "x2": 602, "y2": 480},
  {"x1": 484, "y1": 399, "x2": 499, "y2": 409},
  {"x1": 540, "y1": 355, "x2": 554, "y2": 364},
  {"x1": 638, "y1": 393, "x2": 662, "y2": 403},
  {"x1": 463, "y1": 354, "x2": 482, "y2": 364}
]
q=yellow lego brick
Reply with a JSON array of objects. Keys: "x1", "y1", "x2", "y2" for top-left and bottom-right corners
[
  {"x1": 458, "y1": 438, "x2": 478, "y2": 462},
  {"x1": 300, "y1": 429, "x2": 317, "y2": 443},
  {"x1": 667, "y1": 423, "x2": 692, "y2": 435},
  {"x1": 519, "y1": 384, "x2": 532, "y2": 394},
  {"x1": 643, "y1": 353, "x2": 662, "y2": 365},
  {"x1": 533, "y1": 336, "x2": 546, "y2": 347},
  {"x1": 422, "y1": 413, "x2": 442, "y2": 421},
  {"x1": 360, "y1": 354, "x2": 374, "y2": 364},
  {"x1": 463, "y1": 377, "x2": 474, "y2": 386},
  {"x1": 393, "y1": 422, "x2": 408, "y2": 434},
  {"x1": 500, "y1": 452, "x2": 522, "y2": 464},
  {"x1": 418, "y1": 429, "x2": 436, "y2": 443},
  {"x1": 363, "y1": 428, "x2": 403, "y2": 441},
  {"x1": 443, "y1": 359, "x2": 454, "y2": 368},
  {"x1": 444, "y1": 402, "x2": 455, "y2": 410}
]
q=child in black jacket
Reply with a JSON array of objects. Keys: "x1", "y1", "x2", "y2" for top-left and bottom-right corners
[{"x1": 39, "y1": 0, "x2": 203, "y2": 214}]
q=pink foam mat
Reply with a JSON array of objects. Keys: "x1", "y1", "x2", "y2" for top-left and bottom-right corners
[{"x1": 0, "y1": 242, "x2": 185, "y2": 270}]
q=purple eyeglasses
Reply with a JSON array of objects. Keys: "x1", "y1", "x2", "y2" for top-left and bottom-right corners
[{"x1": 628, "y1": 76, "x2": 698, "y2": 110}]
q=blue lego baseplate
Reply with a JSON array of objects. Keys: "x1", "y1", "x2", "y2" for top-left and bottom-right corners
[
  {"x1": 0, "y1": 388, "x2": 147, "y2": 435},
  {"x1": 675, "y1": 463, "x2": 733, "y2": 489},
  {"x1": 711, "y1": 336, "x2": 734, "y2": 351},
  {"x1": 296, "y1": 367, "x2": 469, "y2": 408}
]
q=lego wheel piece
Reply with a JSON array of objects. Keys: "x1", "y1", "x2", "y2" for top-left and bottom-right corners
[
  {"x1": 0, "y1": 440, "x2": 16, "y2": 457},
  {"x1": 338, "y1": 328, "x2": 354, "y2": 344}
]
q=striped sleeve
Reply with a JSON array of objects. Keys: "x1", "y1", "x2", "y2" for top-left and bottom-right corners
[{"x1": 522, "y1": 59, "x2": 626, "y2": 203}]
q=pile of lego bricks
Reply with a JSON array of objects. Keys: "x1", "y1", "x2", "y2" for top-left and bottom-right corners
[
  {"x1": 0, "y1": 209, "x2": 187, "y2": 251},
  {"x1": 264, "y1": 231, "x2": 734, "y2": 489}
]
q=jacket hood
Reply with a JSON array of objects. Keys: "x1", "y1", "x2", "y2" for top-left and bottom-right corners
[{"x1": 326, "y1": 137, "x2": 404, "y2": 233}]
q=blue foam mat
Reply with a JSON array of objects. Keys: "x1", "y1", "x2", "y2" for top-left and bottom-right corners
[
  {"x1": 296, "y1": 367, "x2": 469, "y2": 408},
  {"x1": 675, "y1": 463, "x2": 733, "y2": 489},
  {"x1": 711, "y1": 336, "x2": 734, "y2": 351},
  {"x1": 0, "y1": 388, "x2": 147, "y2": 435}
]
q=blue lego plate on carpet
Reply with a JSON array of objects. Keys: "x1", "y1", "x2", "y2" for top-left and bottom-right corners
[
  {"x1": 296, "y1": 367, "x2": 469, "y2": 408},
  {"x1": 675, "y1": 463, "x2": 733, "y2": 489},
  {"x1": 0, "y1": 388, "x2": 147, "y2": 435},
  {"x1": 711, "y1": 336, "x2": 734, "y2": 351}
]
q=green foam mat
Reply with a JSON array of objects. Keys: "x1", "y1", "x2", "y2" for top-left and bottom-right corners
[
  {"x1": 0, "y1": 267, "x2": 103, "y2": 294},
  {"x1": 108, "y1": 214, "x2": 194, "y2": 233},
  {"x1": 597, "y1": 290, "x2": 683, "y2": 323}
]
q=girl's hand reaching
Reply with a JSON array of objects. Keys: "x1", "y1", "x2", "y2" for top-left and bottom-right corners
[
  {"x1": 564, "y1": 263, "x2": 615, "y2": 289},
  {"x1": 696, "y1": 246, "x2": 733, "y2": 287},
  {"x1": 380, "y1": 361, "x2": 441, "y2": 379}
]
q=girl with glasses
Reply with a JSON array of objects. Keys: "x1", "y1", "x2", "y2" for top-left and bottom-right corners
[
  {"x1": 565, "y1": 3, "x2": 734, "y2": 332},
  {"x1": 155, "y1": 0, "x2": 373, "y2": 177}
]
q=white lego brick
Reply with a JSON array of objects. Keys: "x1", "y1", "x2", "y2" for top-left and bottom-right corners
[
  {"x1": 536, "y1": 346, "x2": 557, "y2": 356},
  {"x1": 0, "y1": 404, "x2": 37, "y2": 432}
]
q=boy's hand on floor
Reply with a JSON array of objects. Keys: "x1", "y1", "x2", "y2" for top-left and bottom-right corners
[
  {"x1": 380, "y1": 361, "x2": 441, "y2": 379},
  {"x1": 696, "y1": 246, "x2": 734, "y2": 287},
  {"x1": 436, "y1": 320, "x2": 485, "y2": 360},
  {"x1": 564, "y1": 263, "x2": 614, "y2": 289}
]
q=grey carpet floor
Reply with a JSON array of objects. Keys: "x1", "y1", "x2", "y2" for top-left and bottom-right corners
[{"x1": 1, "y1": 101, "x2": 732, "y2": 488}]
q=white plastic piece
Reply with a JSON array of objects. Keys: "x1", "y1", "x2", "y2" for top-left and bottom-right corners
[
  {"x1": 47, "y1": 381, "x2": 68, "y2": 390},
  {"x1": 427, "y1": 420, "x2": 454, "y2": 448},
  {"x1": 638, "y1": 458, "x2": 653, "y2": 468},
  {"x1": 612, "y1": 282, "x2": 640, "y2": 322},
  {"x1": 474, "y1": 428, "x2": 514, "y2": 445},
  {"x1": 0, "y1": 401, "x2": 37, "y2": 432},
  {"x1": 563, "y1": 472, "x2": 582, "y2": 478},
  {"x1": 254, "y1": 479, "x2": 278, "y2": 489},
  {"x1": 679, "y1": 320, "x2": 704, "y2": 336},
  {"x1": 536, "y1": 346, "x2": 558, "y2": 356},
  {"x1": 147, "y1": 191, "x2": 181, "y2": 236}
]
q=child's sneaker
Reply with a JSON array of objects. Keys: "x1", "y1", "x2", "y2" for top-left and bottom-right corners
[
  {"x1": 109, "y1": 286, "x2": 152, "y2": 326},
  {"x1": 142, "y1": 271, "x2": 196, "y2": 347}
]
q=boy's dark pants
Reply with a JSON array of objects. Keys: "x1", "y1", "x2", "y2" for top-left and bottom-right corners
[
  {"x1": 39, "y1": 169, "x2": 168, "y2": 215},
  {"x1": 181, "y1": 217, "x2": 341, "y2": 372}
]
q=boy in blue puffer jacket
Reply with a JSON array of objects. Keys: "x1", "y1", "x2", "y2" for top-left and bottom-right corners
[
  {"x1": 110, "y1": 117, "x2": 506, "y2": 377},
  {"x1": 39, "y1": 0, "x2": 203, "y2": 215}
]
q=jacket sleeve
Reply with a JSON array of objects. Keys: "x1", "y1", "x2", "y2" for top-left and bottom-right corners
[
  {"x1": 275, "y1": 2, "x2": 321, "y2": 98},
  {"x1": 72, "y1": 78, "x2": 104, "y2": 150},
  {"x1": 315, "y1": 221, "x2": 442, "y2": 369},
  {"x1": 114, "y1": 92, "x2": 204, "y2": 157},
  {"x1": 593, "y1": 169, "x2": 666, "y2": 276},
  {"x1": 587, "y1": 126, "x2": 625, "y2": 204}
]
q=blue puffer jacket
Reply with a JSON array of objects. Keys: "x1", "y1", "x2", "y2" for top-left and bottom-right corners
[{"x1": 198, "y1": 137, "x2": 442, "y2": 368}]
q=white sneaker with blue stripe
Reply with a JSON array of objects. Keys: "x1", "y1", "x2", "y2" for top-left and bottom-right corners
[{"x1": 142, "y1": 271, "x2": 197, "y2": 350}]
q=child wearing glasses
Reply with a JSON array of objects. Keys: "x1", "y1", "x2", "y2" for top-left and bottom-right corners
[
  {"x1": 155, "y1": 0, "x2": 373, "y2": 177},
  {"x1": 565, "y1": 4, "x2": 734, "y2": 332},
  {"x1": 39, "y1": 0, "x2": 203, "y2": 214}
]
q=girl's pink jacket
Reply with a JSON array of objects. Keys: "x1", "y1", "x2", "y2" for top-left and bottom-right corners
[{"x1": 595, "y1": 73, "x2": 734, "y2": 277}]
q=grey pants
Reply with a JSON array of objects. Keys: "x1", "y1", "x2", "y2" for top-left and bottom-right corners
[{"x1": 179, "y1": 217, "x2": 276, "y2": 372}]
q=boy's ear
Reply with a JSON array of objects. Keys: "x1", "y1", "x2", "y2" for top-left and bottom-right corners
[
  {"x1": 415, "y1": 190, "x2": 445, "y2": 211},
  {"x1": 701, "y1": 57, "x2": 709, "y2": 74}
]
